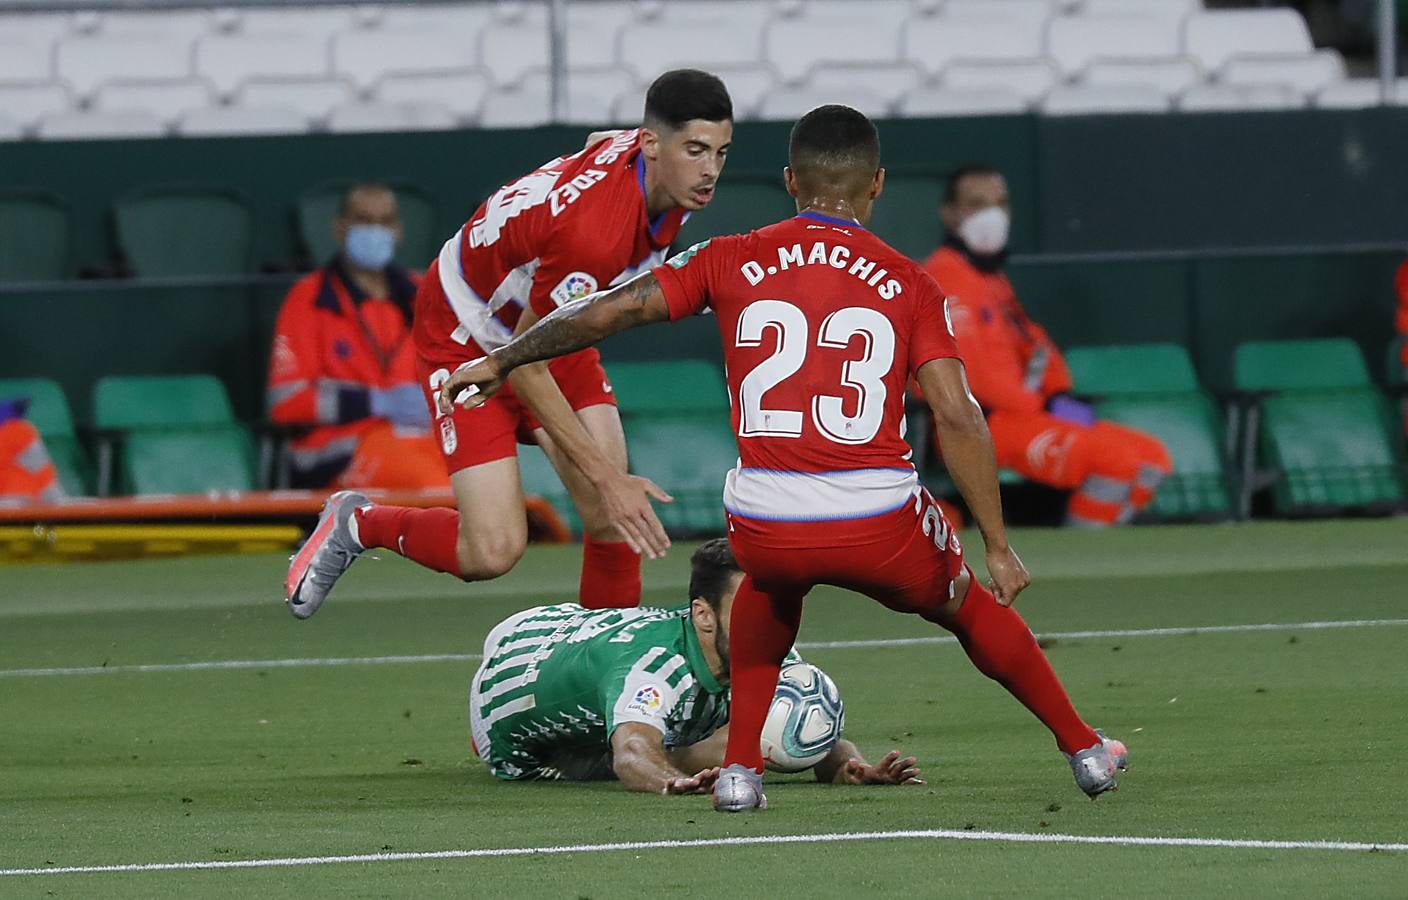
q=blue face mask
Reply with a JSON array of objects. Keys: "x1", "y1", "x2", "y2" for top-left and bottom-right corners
[{"x1": 343, "y1": 224, "x2": 397, "y2": 270}]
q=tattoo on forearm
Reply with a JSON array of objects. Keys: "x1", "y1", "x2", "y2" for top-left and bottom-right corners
[{"x1": 496, "y1": 274, "x2": 664, "y2": 371}]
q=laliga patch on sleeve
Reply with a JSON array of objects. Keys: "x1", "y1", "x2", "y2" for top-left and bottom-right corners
[
  {"x1": 625, "y1": 684, "x2": 663, "y2": 716},
  {"x1": 549, "y1": 271, "x2": 599, "y2": 307}
]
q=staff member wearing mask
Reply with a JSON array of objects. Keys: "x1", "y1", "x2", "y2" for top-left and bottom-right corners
[
  {"x1": 921, "y1": 165, "x2": 1170, "y2": 527},
  {"x1": 267, "y1": 183, "x2": 447, "y2": 490}
]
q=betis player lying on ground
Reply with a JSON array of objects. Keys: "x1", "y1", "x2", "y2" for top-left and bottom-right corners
[{"x1": 469, "y1": 539, "x2": 922, "y2": 794}]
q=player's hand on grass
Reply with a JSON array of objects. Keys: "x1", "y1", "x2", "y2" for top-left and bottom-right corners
[
  {"x1": 596, "y1": 469, "x2": 674, "y2": 560},
  {"x1": 837, "y1": 751, "x2": 923, "y2": 786},
  {"x1": 437, "y1": 356, "x2": 503, "y2": 414},
  {"x1": 985, "y1": 544, "x2": 1030, "y2": 607},
  {"x1": 663, "y1": 767, "x2": 719, "y2": 795}
]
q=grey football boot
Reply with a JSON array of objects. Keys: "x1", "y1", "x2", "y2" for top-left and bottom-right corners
[
  {"x1": 284, "y1": 490, "x2": 368, "y2": 620},
  {"x1": 1067, "y1": 729, "x2": 1129, "y2": 798},
  {"x1": 713, "y1": 763, "x2": 768, "y2": 812}
]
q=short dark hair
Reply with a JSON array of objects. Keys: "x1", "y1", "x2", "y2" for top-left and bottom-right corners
[
  {"x1": 688, "y1": 538, "x2": 741, "y2": 614},
  {"x1": 338, "y1": 182, "x2": 394, "y2": 217},
  {"x1": 943, "y1": 164, "x2": 1002, "y2": 204},
  {"x1": 788, "y1": 104, "x2": 881, "y2": 189},
  {"x1": 644, "y1": 69, "x2": 733, "y2": 131}
]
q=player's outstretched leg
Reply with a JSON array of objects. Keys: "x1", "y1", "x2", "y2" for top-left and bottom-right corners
[{"x1": 285, "y1": 490, "x2": 369, "y2": 619}]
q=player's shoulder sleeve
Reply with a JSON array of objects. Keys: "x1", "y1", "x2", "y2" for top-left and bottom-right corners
[
  {"x1": 601, "y1": 644, "x2": 692, "y2": 737},
  {"x1": 908, "y1": 267, "x2": 962, "y2": 375},
  {"x1": 651, "y1": 234, "x2": 741, "y2": 321}
]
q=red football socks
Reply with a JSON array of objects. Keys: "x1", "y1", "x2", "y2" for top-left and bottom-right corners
[
  {"x1": 354, "y1": 505, "x2": 462, "y2": 577},
  {"x1": 579, "y1": 537, "x2": 641, "y2": 608},
  {"x1": 949, "y1": 572, "x2": 1099, "y2": 755},
  {"x1": 722, "y1": 577, "x2": 804, "y2": 774}
]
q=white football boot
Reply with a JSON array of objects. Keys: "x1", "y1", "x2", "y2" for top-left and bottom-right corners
[
  {"x1": 284, "y1": 490, "x2": 368, "y2": 620},
  {"x1": 1066, "y1": 729, "x2": 1129, "y2": 798},
  {"x1": 713, "y1": 763, "x2": 768, "y2": 813}
]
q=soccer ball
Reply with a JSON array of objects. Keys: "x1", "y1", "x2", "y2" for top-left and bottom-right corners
[{"x1": 759, "y1": 662, "x2": 845, "y2": 772}]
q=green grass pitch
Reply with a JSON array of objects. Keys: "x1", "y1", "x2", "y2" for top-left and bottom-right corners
[{"x1": 2, "y1": 519, "x2": 1407, "y2": 897}]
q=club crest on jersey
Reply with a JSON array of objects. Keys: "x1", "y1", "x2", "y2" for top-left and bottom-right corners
[
  {"x1": 439, "y1": 416, "x2": 458, "y2": 455},
  {"x1": 550, "y1": 271, "x2": 599, "y2": 307},
  {"x1": 627, "y1": 685, "x2": 663, "y2": 714}
]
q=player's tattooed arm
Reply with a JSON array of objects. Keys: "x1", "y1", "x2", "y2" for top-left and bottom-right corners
[{"x1": 611, "y1": 722, "x2": 720, "y2": 795}]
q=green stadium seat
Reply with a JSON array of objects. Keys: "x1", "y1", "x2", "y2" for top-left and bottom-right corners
[
  {"x1": 0, "y1": 377, "x2": 91, "y2": 495},
  {"x1": 0, "y1": 191, "x2": 69, "y2": 282},
  {"x1": 676, "y1": 179, "x2": 792, "y2": 244},
  {"x1": 297, "y1": 182, "x2": 439, "y2": 270},
  {"x1": 866, "y1": 174, "x2": 944, "y2": 261},
  {"x1": 1066, "y1": 343, "x2": 1231, "y2": 519},
  {"x1": 114, "y1": 187, "x2": 252, "y2": 278},
  {"x1": 93, "y1": 375, "x2": 254, "y2": 495},
  {"x1": 1233, "y1": 339, "x2": 1404, "y2": 516}
]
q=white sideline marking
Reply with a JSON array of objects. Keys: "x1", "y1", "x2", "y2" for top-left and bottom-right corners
[
  {"x1": 3, "y1": 618, "x2": 1406, "y2": 680},
  {"x1": 2, "y1": 828, "x2": 1404, "y2": 877}
]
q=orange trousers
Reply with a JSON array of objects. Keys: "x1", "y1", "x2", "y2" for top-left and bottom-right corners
[
  {"x1": 334, "y1": 423, "x2": 451, "y2": 491},
  {"x1": 0, "y1": 420, "x2": 64, "y2": 504},
  {"x1": 987, "y1": 411, "x2": 1171, "y2": 527}
]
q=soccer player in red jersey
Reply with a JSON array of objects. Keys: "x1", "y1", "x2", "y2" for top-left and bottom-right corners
[
  {"x1": 439, "y1": 106, "x2": 1128, "y2": 808},
  {"x1": 285, "y1": 70, "x2": 733, "y2": 618}
]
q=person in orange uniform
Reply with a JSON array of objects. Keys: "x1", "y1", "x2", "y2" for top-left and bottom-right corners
[
  {"x1": 921, "y1": 165, "x2": 1170, "y2": 527},
  {"x1": 268, "y1": 183, "x2": 447, "y2": 490},
  {"x1": 0, "y1": 396, "x2": 65, "y2": 505}
]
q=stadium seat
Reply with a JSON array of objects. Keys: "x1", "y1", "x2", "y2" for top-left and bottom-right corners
[
  {"x1": 331, "y1": 28, "x2": 481, "y2": 91},
  {"x1": 1045, "y1": 14, "x2": 1184, "y2": 77},
  {"x1": 176, "y1": 105, "x2": 311, "y2": 137},
  {"x1": 0, "y1": 191, "x2": 69, "y2": 281},
  {"x1": 678, "y1": 178, "x2": 792, "y2": 243},
  {"x1": 1313, "y1": 78, "x2": 1408, "y2": 109},
  {"x1": 479, "y1": 19, "x2": 550, "y2": 88},
  {"x1": 895, "y1": 86, "x2": 1029, "y2": 117},
  {"x1": 1218, "y1": 51, "x2": 1346, "y2": 95},
  {"x1": 234, "y1": 5, "x2": 371, "y2": 36},
  {"x1": 685, "y1": 65, "x2": 778, "y2": 120},
  {"x1": 114, "y1": 187, "x2": 252, "y2": 277},
  {"x1": 237, "y1": 76, "x2": 359, "y2": 120},
  {"x1": 900, "y1": 15, "x2": 1046, "y2": 77},
  {"x1": 803, "y1": 63, "x2": 924, "y2": 107},
  {"x1": 0, "y1": 34, "x2": 55, "y2": 81},
  {"x1": 562, "y1": 67, "x2": 639, "y2": 125},
  {"x1": 0, "y1": 115, "x2": 21, "y2": 142},
  {"x1": 36, "y1": 110, "x2": 167, "y2": 140},
  {"x1": 297, "y1": 181, "x2": 439, "y2": 270},
  {"x1": 194, "y1": 32, "x2": 334, "y2": 95},
  {"x1": 54, "y1": 34, "x2": 192, "y2": 97},
  {"x1": 1177, "y1": 83, "x2": 1305, "y2": 112},
  {"x1": 1077, "y1": 58, "x2": 1201, "y2": 98},
  {"x1": 940, "y1": 60, "x2": 1059, "y2": 103},
  {"x1": 615, "y1": 16, "x2": 766, "y2": 84},
  {"x1": 373, "y1": 69, "x2": 491, "y2": 122},
  {"x1": 1182, "y1": 9, "x2": 1314, "y2": 73},
  {"x1": 325, "y1": 101, "x2": 457, "y2": 133},
  {"x1": 1066, "y1": 343, "x2": 1231, "y2": 520},
  {"x1": 91, "y1": 78, "x2": 216, "y2": 126},
  {"x1": 0, "y1": 377, "x2": 91, "y2": 495},
  {"x1": 0, "y1": 82, "x2": 73, "y2": 132},
  {"x1": 867, "y1": 174, "x2": 946, "y2": 260},
  {"x1": 378, "y1": 2, "x2": 496, "y2": 35},
  {"x1": 756, "y1": 84, "x2": 891, "y2": 121},
  {"x1": 762, "y1": 9, "x2": 908, "y2": 83},
  {"x1": 93, "y1": 374, "x2": 255, "y2": 496},
  {"x1": 93, "y1": 8, "x2": 213, "y2": 43},
  {"x1": 1077, "y1": 0, "x2": 1197, "y2": 16},
  {"x1": 1041, "y1": 84, "x2": 1170, "y2": 115},
  {"x1": 565, "y1": 0, "x2": 637, "y2": 69},
  {"x1": 0, "y1": 12, "x2": 75, "y2": 60},
  {"x1": 942, "y1": 0, "x2": 1059, "y2": 21},
  {"x1": 478, "y1": 79, "x2": 553, "y2": 128},
  {"x1": 1233, "y1": 339, "x2": 1404, "y2": 516}
]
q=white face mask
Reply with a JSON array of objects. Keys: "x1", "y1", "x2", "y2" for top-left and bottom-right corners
[{"x1": 957, "y1": 205, "x2": 1010, "y2": 255}]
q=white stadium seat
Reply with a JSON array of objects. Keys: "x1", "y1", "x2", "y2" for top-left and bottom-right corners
[
  {"x1": 1313, "y1": 78, "x2": 1408, "y2": 110},
  {"x1": 565, "y1": 1, "x2": 637, "y2": 70},
  {"x1": 0, "y1": 113, "x2": 23, "y2": 141},
  {"x1": 36, "y1": 109, "x2": 166, "y2": 140},
  {"x1": 0, "y1": 12, "x2": 77, "y2": 57},
  {"x1": 901, "y1": 15, "x2": 1046, "y2": 76},
  {"x1": 373, "y1": 69, "x2": 492, "y2": 121},
  {"x1": 195, "y1": 32, "x2": 333, "y2": 95},
  {"x1": 1218, "y1": 51, "x2": 1346, "y2": 95},
  {"x1": 896, "y1": 86, "x2": 1028, "y2": 117},
  {"x1": 704, "y1": 65, "x2": 780, "y2": 119},
  {"x1": 91, "y1": 78, "x2": 215, "y2": 124},
  {"x1": 941, "y1": 0, "x2": 1059, "y2": 22},
  {"x1": 615, "y1": 17, "x2": 765, "y2": 84},
  {"x1": 1182, "y1": 9, "x2": 1313, "y2": 73},
  {"x1": 478, "y1": 77, "x2": 552, "y2": 128},
  {"x1": 755, "y1": 84, "x2": 891, "y2": 121},
  {"x1": 235, "y1": 6, "x2": 371, "y2": 37},
  {"x1": 1076, "y1": 0, "x2": 1197, "y2": 17},
  {"x1": 237, "y1": 76, "x2": 359, "y2": 120},
  {"x1": 803, "y1": 63, "x2": 924, "y2": 106},
  {"x1": 563, "y1": 67, "x2": 639, "y2": 124},
  {"x1": 1045, "y1": 14, "x2": 1183, "y2": 76},
  {"x1": 608, "y1": 84, "x2": 649, "y2": 125},
  {"x1": 332, "y1": 28, "x2": 480, "y2": 91},
  {"x1": 177, "y1": 105, "x2": 311, "y2": 137},
  {"x1": 0, "y1": 35, "x2": 53, "y2": 81},
  {"x1": 1077, "y1": 58, "x2": 1201, "y2": 98},
  {"x1": 0, "y1": 82, "x2": 73, "y2": 130},
  {"x1": 54, "y1": 34, "x2": 193, "y2": 96},
  {"x1": 93, "y1": 9, "x2": 213, "y2": 44},
  {"x1": 940, "y1": 60, "x2": 1059, "y2": 103},
  {"x1": 479, "y1": 19, "x2": 550, "y2": 87},
  {"x1": 378, "y1": 2, "x2": 497, "y2": 35},
  {"x1": 326, "y1": 101, "x2": 458, "y2": 133},
  {"x1": 1177, "y1": 83, "x2": 1306, "y2": 113},
  {"x1": 1040, "y1": 83, "x2": 1170, "y2": 115}
]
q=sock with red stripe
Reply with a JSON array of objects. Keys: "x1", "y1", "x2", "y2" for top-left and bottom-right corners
[
  {"x1": 722, "y1": 577, "x2": 804, "y2": 774},
  {"x1": 948, "y1": 570, "x2": 1100, "y2": 755},
  {"x1": 578, "y1": 537, "x2": 641, "y2": 608},
  {"x1": 354, "y1": 505, "x2": 462, "y2": 577}
]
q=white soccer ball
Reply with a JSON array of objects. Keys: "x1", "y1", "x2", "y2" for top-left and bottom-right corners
[{"x1": 759, "y1": 662, "x2": 845, "y2": 773}]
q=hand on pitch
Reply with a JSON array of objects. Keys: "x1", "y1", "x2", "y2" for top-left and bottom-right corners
[
  {"x1": 985, "y1": 544, "x2": 1031, "y2": 607},
  {"x1": 597, "y1": 469, "x2": 673, "y2": 560},
  {"x1": 663, "y1": 767, "x2": 720, "y2": 795},
  {"x1": 838, "y1": 750, "x2": 923, "y2": 786},
  {"x1": 437, "y1": 356, "x2": 503, "y2": 415}
]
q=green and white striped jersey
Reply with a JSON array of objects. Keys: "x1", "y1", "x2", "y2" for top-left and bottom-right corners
[{"x1": 469, "y1": 604, "x2": 730, "y2": 781}]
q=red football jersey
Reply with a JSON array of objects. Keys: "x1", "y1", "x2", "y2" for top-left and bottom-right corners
[
  {"x1": 431, "y1": 129, "x2": 689, "y2": 352},
  {"x1": 653, "y1": 212, "x2": 961, "y2": 522}
]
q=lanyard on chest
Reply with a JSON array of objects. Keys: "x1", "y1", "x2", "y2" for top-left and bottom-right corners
[{"x1": 331, "y1": 275, "x2": 408, "y2": 375}]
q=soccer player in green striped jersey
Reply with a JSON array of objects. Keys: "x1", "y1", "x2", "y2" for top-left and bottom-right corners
[{"x1": 469, "y1": 539, "x2": 923, "y2": 794}]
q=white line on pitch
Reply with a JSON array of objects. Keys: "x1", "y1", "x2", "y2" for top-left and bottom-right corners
[
  {"x1": 2, "y1": 827, "x2": 1404, "y2": 878},
  {"x1": 4, "y1": 618, "x2": 1407, "y2": 680}
]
